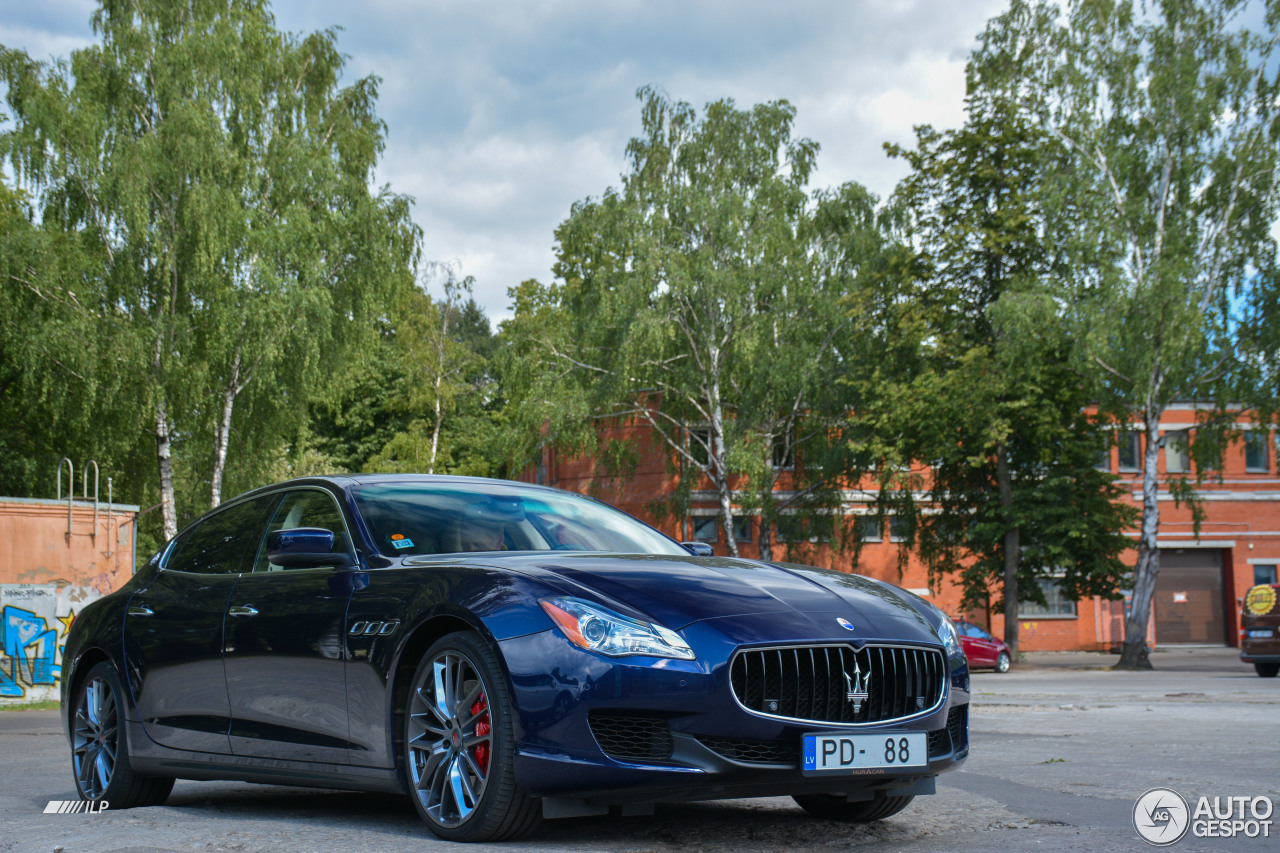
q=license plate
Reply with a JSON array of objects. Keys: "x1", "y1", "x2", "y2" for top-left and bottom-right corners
[
  {"x1": 802, "y1": 732, "x2": 928, "y2": 775},
  {"x1": 1247, "y1": 629, "x2": 1273, "y2": 638}
]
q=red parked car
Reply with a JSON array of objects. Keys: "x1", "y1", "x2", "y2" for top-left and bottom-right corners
[{"x1": 955, "y1": 620, "x2": 1011, "y2": 673}]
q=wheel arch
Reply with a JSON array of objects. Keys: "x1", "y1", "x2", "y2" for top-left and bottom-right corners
[
  {"x1": 63, "y1": 647, "x2": 113, "y2": 739},
  {"x1": 387, "y1": 612, "x2": 505, "y2": 779}
]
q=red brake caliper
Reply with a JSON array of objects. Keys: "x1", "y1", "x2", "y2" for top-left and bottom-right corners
[{"x1": 471, "y1": 693, "x2": 490, "y2": 773}]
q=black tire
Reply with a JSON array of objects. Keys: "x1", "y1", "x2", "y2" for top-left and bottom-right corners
[
  {"x1": 405, "y1": 631, "x2": 541, "y2": 842},
  {"x1": 995, "y1": 651, "x2": 1012, "y2": 674},
  {"x1": 1256, "y1": 663, "x2": 1279, "y2": 678},
  {"x1": 71, "y1": 661, "x2": 174, "y2": 808},
  {"x1": 793, "y1": 793, "x2": 915, "y2": 822}
]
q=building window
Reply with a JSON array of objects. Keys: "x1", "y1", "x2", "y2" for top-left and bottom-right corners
[
  {"x1": 1117, "y1": 432, "x2": 1141, "y2": 472},
  {"x1": 771, "y1": 433, "x2": 795, "y2": 470},
  {"x1": 1165, "y1": 434, "x2": 1188, "y2": 474},
  {"x1": 777, "y1": 515, "x2": 831, "y2": 544},
  {"x1": 733, "y1": 515, "x2": 752, "y2": 542},
  {"x1": 1020, "y1": 577, "x2": 1078, "y2": 617},
  {"x1": 687, "y1": 427, "x2": 713, "y2": 469},
  {"x1": 692, "y1": 516, "x2": 718, "y2": 543},
  {"x1": 856, "y1": 515, "x2": 882, "y2": 543},
  {"x1": 889, "y1": 514, "x2": 911, "y2": 543},
  {"x1": 1095, "y1": 447, "x2": 1111, "y2": 472},
  {"x1": 1245, "y1": 431, "x2": 1271, "y2": 472},
  {"x1": 1254, "y1": 564, "x2": 1277, "y2": 586}
]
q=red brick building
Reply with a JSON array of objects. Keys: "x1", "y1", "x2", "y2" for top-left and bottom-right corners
[{"x1": 526, "y1": 403, "x2": 1278, "y2": 652}]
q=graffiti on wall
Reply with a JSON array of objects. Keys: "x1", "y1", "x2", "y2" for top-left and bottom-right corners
[{"x1": 0, "y1": 584, "x2": 100, "y2": 702}]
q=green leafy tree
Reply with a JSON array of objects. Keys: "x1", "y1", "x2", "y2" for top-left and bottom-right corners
[
  {"x1": 0, "y1": 177, "x2": 152, "y2": 500},
  {"x1": 973, "y1": 0, "x2": 1280, "y2": 667},
  {"x1": 363, "y1": 270, "x2": 504, "y2": 477},
  {"x1": 1, "y1": 0, "x2": 417, "y2": 537},
  {"x1": 874, "y1": 52, "x2": 1135, "y2": 657},
  {"x1": 505, "y1": 89, "x2": 879, "y2": 557}
]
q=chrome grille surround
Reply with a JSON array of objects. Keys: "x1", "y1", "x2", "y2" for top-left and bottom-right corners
[{"x1": 728, "y1": 643, "x2": 948, "y2": 727}]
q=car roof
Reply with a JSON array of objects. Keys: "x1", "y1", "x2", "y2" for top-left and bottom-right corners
[{"x1": 229, "y1": 473, "x2": 573, "y2": 503}]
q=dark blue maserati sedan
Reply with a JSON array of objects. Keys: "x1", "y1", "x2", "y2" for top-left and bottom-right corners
[{"x1": 61, "y1": 475, "x2": 970, "y2": 842}]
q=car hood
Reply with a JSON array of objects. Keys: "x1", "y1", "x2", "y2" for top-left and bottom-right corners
[{"x1": 461, "y1": 552, "x2": 940, "y2": 639}]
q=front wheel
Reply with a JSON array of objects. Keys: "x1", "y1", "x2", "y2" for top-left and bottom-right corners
[
  {"x1": 71, "y1": 661, "x2": 174, "y2": 808},
  {"x1": 1256, "y1": 662, "x2": 1279, "y2": 678},
  {"x1": 405, "y1": 631, "x2": 541, "y2": 842},
  {"x1": 995, "y1": 651, "x2": 1011, "y2": 673},
  {"x1": 793, "y1": 793, "x2": 915, "y2": 822}
]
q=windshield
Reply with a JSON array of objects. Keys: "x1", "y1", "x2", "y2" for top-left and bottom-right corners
[{"x1": 352, "y1": 481, "x2": 690, "y2": 558}]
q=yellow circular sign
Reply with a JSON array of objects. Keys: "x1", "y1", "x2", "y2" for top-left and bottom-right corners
[{"x1": 1245, "y1": 585, "x2": 1277, "y2": 616}]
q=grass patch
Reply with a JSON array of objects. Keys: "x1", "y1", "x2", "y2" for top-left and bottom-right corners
[
  {"x1": 1038, "y1": 757, "x2": 1067, "y2": 764},
  {"x1": 0, "y1": 700, "x2": 60, "y2": 711}
]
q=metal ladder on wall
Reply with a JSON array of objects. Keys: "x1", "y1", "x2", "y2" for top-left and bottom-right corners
[{"x1": 56, "y1": 458, "x2": 120, "y2": 557}]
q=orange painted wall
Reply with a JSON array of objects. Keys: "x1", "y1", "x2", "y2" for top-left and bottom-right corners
[{"x1": 0, "y1": 498, "x2": 138, "y2": 596}]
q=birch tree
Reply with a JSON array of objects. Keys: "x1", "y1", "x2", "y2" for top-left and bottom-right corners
[
  {"x1": 975, "y1": 0, "x2": 1280, "y2": 667},
  {"x1": 1, "y1": 0, "x2": 416, "y2": 534},
  {"x1": 505, "y1": 89, "x2": 877, "y2": 557}
]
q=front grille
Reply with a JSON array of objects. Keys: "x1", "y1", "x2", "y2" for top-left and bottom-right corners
[
  {"x1": 697, "y1": 736, "x2": 799, "y2": 765},
  {"x1": 730, "y1": 644, "x2": 946, "y2": 725},
  {"x1": 587, "y1": 713, "x2": 673, "y2": 762}
]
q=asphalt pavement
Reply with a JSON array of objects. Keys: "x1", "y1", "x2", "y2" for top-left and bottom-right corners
[{"x1": 1, "y1": 647, "x2": 1275, "y2": 853}]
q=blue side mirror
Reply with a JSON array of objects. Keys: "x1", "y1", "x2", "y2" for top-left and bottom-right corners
[
  {"x1": 266, "y1": 527, "x2": 354, "y2": 569},
  {"x1": 682, "y1": 542, "x2": 714, "y2": 558}
]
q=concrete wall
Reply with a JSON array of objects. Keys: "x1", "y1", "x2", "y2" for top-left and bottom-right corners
[{"x1": 0, "y1": 498, "x2": 138, "y2": 703}]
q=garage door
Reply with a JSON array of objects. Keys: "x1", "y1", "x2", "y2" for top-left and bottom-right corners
[{"x1": 1154, "y1": 549, "x2": 1225, "y2": 645}]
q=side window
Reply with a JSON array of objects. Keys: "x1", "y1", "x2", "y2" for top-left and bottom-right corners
[
  {"x1": 167, "y1": 496, "x2": 277, "y2": 575},
  {"x1": 252, "y1": 489, "x2": 352, "y2": 572}
]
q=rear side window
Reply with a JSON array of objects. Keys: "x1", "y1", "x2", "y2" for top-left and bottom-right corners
[{"x1": 167, "y1": 495, "x2": 278, "y2": 575}]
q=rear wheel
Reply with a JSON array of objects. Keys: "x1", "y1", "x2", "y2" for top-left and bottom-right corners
[
  {"x1": 1256, "y1": 663, "x2": 1279, "y2": 678},
  {"x1": 793, "y1": 793, "x2": 915, "y2": 822},
  {"x1": 71, "y1": 661, "x2": 174, "y2": 808},
  {"x1": 995, "y1": 651, "x2": 1011, "y2": 673},
  {"x1": 405, "y1": 631, "x2": 541, "y2": 842}
]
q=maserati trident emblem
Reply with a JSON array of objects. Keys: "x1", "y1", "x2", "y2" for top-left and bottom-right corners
[
  {"x1": 836, "y1": 617, "x2": 856, "y2": 631},
  {"x1": 843, "y1": 661, "x2": 870, "y2": 714}
]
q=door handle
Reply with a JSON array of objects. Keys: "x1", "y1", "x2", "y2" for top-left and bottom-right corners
[
  {"x1": 127, "y1": 603, "x2": 154, "y2": 617},
  {"x1": 228, "y1": 605, "x2": 259, "y2": 617}
]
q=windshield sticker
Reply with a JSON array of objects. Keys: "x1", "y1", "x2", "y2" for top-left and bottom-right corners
[{"x1": 391, "y1": 536, "x2": 414, "y2": 550}]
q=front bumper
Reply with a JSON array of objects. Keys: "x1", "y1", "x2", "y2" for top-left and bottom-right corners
[{"x1": 498, "y1": 628, "x2": 970, "y2": 803}]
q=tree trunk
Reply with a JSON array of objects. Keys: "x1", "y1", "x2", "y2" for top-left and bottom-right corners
[
  {"x1": 709, "y1": 373, "x2": 738, "y2": 558},
  {"x1": 429, "y1": 392, "x2": 443, "y2": 475},
  {"x1": 427, "y1": 297, "x2": 452, "y2": 475},
  {"x1": 1118, "y1": 409, "x2": 1163, "y2": 670},
  {"x1": 210, "y1": 348, "x2": 242, "y2": 509},
  {"x1": 757, "y1": 463, "x2": 779, "y2": 562},
  {"x1": 996, "y1": 443, "x2": 1020, "y2": 660},
  {"x1": 758, "y1": 517, "x2": 773, "y2": 562},
  {"x1": 156, "y1": 397, "x2": 177, "y2": 542}
]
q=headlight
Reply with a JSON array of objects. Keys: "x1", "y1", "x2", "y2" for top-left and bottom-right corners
[
  {"x1": 937, "y1": 617, "x2": 963, "y2": 658},
  {"x1": 539, "y1": 597, "x2": 696, "y2": 660}
]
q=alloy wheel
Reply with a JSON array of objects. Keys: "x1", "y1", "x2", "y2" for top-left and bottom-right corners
[
  {"x1": 72, "y1": 676, "x2": 118, "y2": 799},
  {"x1": 407, "y1": 650, "x2": 493, "y2": 828}
]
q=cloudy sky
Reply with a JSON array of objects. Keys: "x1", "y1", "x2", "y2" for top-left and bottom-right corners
[{"x1": 3, "y1": 0, "x2": 1008, "y2": 319}]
